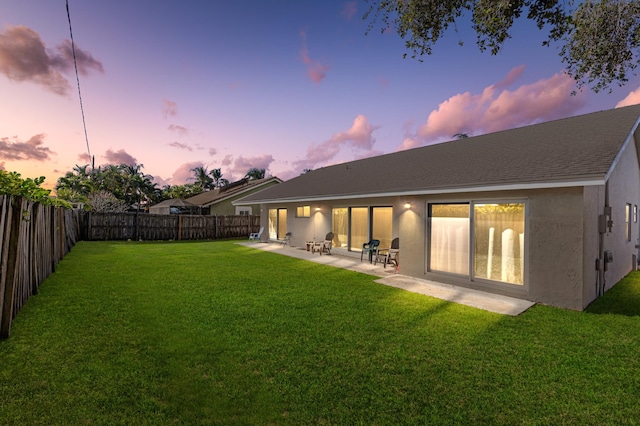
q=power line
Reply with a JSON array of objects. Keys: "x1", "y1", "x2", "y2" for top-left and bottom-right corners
[{"x1": 65, "y1": 0, "x2": 93, "y2": 170}]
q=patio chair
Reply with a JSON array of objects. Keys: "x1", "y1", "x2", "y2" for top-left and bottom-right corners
[
  {"x1": 248, "y1": 226, "x2": 264, "y2": 242},
  {"x1": 375, "y1": 237, "x2": 399, "y2": 268},
  {"x1": 361, "y1": 239, "x2": 380, "y2": 263},
  {"x1": 312, "y1": 232, "x2": 334, "y2": 255},
  {"x1": 281, "y1": 232, "x2": 292, "y2": 246}
]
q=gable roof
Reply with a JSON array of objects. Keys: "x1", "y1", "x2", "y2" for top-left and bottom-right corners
[
  {"x1": 238, "y1": 105, "x2": 640, "y2": 204},
  {"x1": 186, "y1": 177, "x2": 282, "y2": 207}
]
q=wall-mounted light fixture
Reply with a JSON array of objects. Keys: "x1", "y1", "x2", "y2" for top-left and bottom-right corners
[
  {"x1": 315, "y1": 207, "x2": 321, "y2": 212},
  {"x1": 404, "y1": 202, "x2": 412, "y2": 209}
]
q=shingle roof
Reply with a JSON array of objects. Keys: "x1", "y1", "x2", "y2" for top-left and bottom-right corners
[
  {"x1": 238, "y1": 105, "x2": 640, "y2": 204},
  {"x1": 186, "y1": 177, "x2": 281, "y2": 206}
]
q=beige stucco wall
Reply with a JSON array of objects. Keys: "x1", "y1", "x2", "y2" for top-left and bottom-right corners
[{"x1": 595, "y1": 131, "x2": 640, "y2": 303}]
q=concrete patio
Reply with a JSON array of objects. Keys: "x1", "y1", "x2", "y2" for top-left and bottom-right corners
[{"x1": 239, "y1": 241, "x2": 535, "y2": 316}]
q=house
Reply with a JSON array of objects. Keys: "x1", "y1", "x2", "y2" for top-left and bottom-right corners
[
  {"x1": 235, "y1": 105, "x2": 640, "y2": 310},
  {"x1": 148, "y1": 198, "x2": 197, "y2": 215},
  {"x1": 185, "y1": 177, "x2": 282, "y2": 216}
]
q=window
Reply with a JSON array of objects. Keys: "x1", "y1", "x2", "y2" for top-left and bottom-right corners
[
  {"x1": 350, "y1": 207, "x2": 369, "y2": 251},
  {"x1": 331, "y1": 206, "x2": 393, "y2": 251},
  {"x1": 428, "y1": 201, "x2": 526, "y2": 286},
  {"x1": 235, "y1": 206, "x2": 251, "y2": 216},
  {"x1": 268, "y1": 208, "x2": 287, "y2": 240},
  {"x1": 332, "y1": 208, "x2": 348, "y2": 248},
  {"x1": 474, "y1": 203, "x2": 525, "y2": 285},
  {"x1": 626, "y1": 204, "x2": 632, "y2": 242},
  {"x1": 429, "y1": 204, "x2": 470, "y2": 275},
  {"x1": 296, "y1": 205, "x2": 311, "y2": 217},
  {"x1": 372, "y1": 207, "x2": 393, "y2": 249}
]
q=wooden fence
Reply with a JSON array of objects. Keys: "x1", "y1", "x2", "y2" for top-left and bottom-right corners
[
  {"x1": 0, "y1": 195, "x2": 81, "y2": 339},
  {"x1": 0, "y1": 201, "x2": 260, "y2": 339},
  {"x1": 83, "y1": 212, "x2": 260, "y2": 241}
]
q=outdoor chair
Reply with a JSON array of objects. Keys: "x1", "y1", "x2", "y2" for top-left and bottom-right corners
[
  {"x1": 361, "y1": 239, "x2": 380, "y2": 263},
  {"x1": 281, "y1": 232, "x2": 292, "y2": 246},
  {"x1": 249, "y1": 226, "x2": 264, "y2": 242},
  {"x1": 375, "y1": 237, "x2": 399, "y2": 268},
  {"x1": 312, "y1": 232, "x2": 334, "y2": 255}
]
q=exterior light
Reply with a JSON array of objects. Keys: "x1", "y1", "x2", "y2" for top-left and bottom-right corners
[
  {"x1": 404, "y1": 202, "x2": 412, "y2": 209},
  {"x1": 315, "y1": 207, "x2": 321, "y2": 211}
]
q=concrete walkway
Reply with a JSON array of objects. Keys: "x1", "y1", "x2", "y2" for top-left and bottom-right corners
[{"x1": 239, "y1": 242, "x2": 535, "y2": 316}]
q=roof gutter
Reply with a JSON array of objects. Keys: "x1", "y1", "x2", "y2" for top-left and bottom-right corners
[{"x1": 234, "y1": 177, "x2": 606, "y2": 205}]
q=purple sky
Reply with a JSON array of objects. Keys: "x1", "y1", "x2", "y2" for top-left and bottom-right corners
[{"x1": 2, "y1": 1, "x2": 640, "y2": 190}]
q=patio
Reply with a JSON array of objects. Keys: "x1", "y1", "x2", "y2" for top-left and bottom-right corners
[{"x1": 240, "y1": 241, "x2": 535, "y2": 316}]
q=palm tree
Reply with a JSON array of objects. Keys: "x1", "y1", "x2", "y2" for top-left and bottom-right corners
[
  {"x1": 209, "y1": 168, "x2": 229, "y2": 188},
  {"x1": 190, "y1": 166, "x2": 214, "y2": 191},
  {"x1": 245, "y1": 168, "x2": 265, "y2": 180}
]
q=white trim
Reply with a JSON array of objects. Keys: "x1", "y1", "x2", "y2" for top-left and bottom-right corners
[
  {"x1": 604, "y1": 116, "x2": 640, "y2": 181},
  {"x1": 235, "y1": 178, "x2": 606, "y2": 205}
]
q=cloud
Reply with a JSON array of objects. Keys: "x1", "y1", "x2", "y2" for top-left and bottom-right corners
[
  {"x1": 162, "y1": 99, "x2": 177, "y2": 118},
  {"x1": 169, "y1": 141, "x2": 192, "y2": 151},
  {"x1": 292, "y1": 114, "x2": 380, "y2": 172},
  {"x1": 102, "y1": 148, "x2": 137, "y2": 166},
  {"x1": 0, "y1": 25, "x2": 103, "y2": 96},
  {"x1": 401, "y1": 67, "x2": 588, "y2": 149},
  {"x1": 168, "y1": 124, "x2": 188, "y2": 135},
  {"x1": 0, "y1": 134, "x2": 55, "y2": 161},
  {"x1": 222, "y1": 154, "x2": 275, "y2": 181},
  {"x1": 300, "y1": 30, "x2": 330, "y2": 83},
  {"x1": 342, "y1": 2, "x2": 357, "y2": 21},
  {"x1": 170, "y1": 161, "x2": 204, "y2": 185},
  {"x1": 77, "y1": 152, "x2": 92, "y2": 164},
  {"x1": 616, "y1": 86, "x2": 640, "y2": 107},
  {"x1": 208, "y1": 147, "x2": 217, "y2": 156}
]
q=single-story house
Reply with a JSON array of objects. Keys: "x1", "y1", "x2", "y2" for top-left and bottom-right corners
[
  {"x1": 235, "y1": 105, "x2": 640, "y2": 310},
  {"x1": 186, "y1": 177, "x2": 282, "y2": 216}
]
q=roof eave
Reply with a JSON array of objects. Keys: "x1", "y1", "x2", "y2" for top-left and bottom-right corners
[{"x1": 234, "y1": 177, "x2": 606, "y2": 205}]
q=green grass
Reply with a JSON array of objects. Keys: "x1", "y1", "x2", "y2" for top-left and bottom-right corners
[{"x1": 2, "y1": 240, "x2": 640, "y2": 425}]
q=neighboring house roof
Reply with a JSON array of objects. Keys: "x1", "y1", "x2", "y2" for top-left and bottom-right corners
[
  {"x1": 186, "y1": 177, "x2": 282, "y2": 207},
  {"x1": 238, "y1": 105, "x2": 640, "y2": 204},
  {"x1": 151, "y1": 198, "x2": 196, "y2": 208}
]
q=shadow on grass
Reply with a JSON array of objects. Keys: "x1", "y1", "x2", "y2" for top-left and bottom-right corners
[{"x1": 586, "y1": 271, "x2": 640, "y2": 316}]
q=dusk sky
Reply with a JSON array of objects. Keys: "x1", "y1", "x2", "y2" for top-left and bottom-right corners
[{"x1": 2, "y1": 1, "x2": 640, "y2": 190}]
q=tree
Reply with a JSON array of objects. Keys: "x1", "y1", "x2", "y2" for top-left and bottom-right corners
[
  {"x1": 190, "y1": 166, "x2": 214, "y2": 191},
  {"x1": 1, "y1": 170, "x2": 70, "y2": 207},
  {"x1": 245, "y1": 168, "x2": 266, "y2": 180},
  {"x1": 87, "y1": 190, "x2": 128, "y2": 213},
  {"x1": 364, "y1": 0, "x2": 640, "y2": 92},
  {"x1": 209, "y1": 168, "x2": 229, "y2": 188}
]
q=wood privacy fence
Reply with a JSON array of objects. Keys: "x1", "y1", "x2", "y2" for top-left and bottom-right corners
[
  {"x1": 83, "y1": 213, "x2": 260, "y2": 241},
  {"x1": 0, "y1": 195, "x2": 81, "y2": 339},
  {"x1": 1, "y1": 205, "x2": 260, "y2": 338}
]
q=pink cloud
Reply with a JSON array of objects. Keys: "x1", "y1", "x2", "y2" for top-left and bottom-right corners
[
  {"x1": 165, "y1": 161, "x2": 204, "y2": 186},
  {"x1": 342, "y1": 2, "x2": 357, "y2": 21},
  {"x1": 0, "y1": 134, "x2": 55, "y2": 161},
  {"x1": 102, "y1": 148, "x2": 137, "y2": 166},
  {"x1": 0, "y1": 25, "x2": 102, "y2": 96},
  {"x1": 162, "y1": 99, "x2": 177, "y2": 118},
  {"x1": 292, "y1": 114, "x2": 380, "y2": 172},
  {"x1": 222, "y1": 154, "x2": 275, "y2": 181},
  {"x1": 208, "y1": 147, "x2": 217, "y2": 156},
  {"x1": 168, "y1": 124, "x2": 188, "y2": 135},
  {"x1": 616, "y1": 86, "x2": 640, "y2": 107},
  {"x1": 300, "y1": 30, "x2": 330, "y2": 83},
  {"x1": 404, "y1": 67, "x2": 587, "y2": 149},
  {"x1": 169, "y1": 141, "x2": 192, "y2": 151}
]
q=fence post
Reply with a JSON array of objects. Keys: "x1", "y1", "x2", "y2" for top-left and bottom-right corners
[{"x1": 1, "y1": 197, "x2": 22, "y2": 339}]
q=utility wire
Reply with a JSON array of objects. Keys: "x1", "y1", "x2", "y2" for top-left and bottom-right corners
[{"x1": 65, "y1": 0, "x2": 93, "y2": 170}]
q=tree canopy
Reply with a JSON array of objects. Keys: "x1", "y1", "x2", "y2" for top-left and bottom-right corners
[{"x1": 364, "y1": 0, "x2": 640, "y2": 92}]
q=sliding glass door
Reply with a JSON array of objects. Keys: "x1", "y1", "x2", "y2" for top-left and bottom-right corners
[{"x1": 429, "y1": 204, "x2": 470, "y2": 275}]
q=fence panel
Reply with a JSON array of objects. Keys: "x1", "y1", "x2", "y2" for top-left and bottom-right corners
[
  {"x1": 84, "y1": 213, "x2": 260, "y2": 241},
  {"x1": 0, "y1": 195, "x2": 82, "y2": 339}
]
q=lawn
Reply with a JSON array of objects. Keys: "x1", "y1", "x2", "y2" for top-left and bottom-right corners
[{"x1": 1, "y1": 240, "x2": 640, "y2": 425}]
